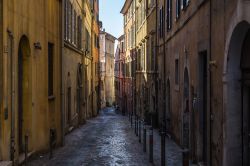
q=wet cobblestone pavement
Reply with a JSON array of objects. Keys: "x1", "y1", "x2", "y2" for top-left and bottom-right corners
[{"x1": 27, "y1": 108, "x2": 183, "y2": 166}]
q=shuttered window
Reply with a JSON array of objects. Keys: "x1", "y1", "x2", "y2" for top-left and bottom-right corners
[
  {"x1": 74, "y1": 10, "x2": 77, "y2": 45},
  {"x1": 64, "y1": 0, "x2": 67, "y2": 39},
  {"x1": 176, "y1": 0, "x2": 181, "y2": 19},
  {"x1": 182, "y1": 0, "x2": 190, "y2": 9},
  {"x1": 77, "y1": 16, "x2": 82, "y2": 49},
  {"x1": 167, "y1": 0, "x2": 172, "y2": 30}
]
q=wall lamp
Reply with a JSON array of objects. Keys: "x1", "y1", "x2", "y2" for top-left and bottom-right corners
[{"x1": 34, "y1": 42, "x2": 42, "y2": 50}]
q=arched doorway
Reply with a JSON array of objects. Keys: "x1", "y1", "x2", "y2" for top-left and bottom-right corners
[
  {"x1": 18, "y1": 35, "x2": 32, "y2": 153},
  {"x1": 224, "y1": 21, "x2": 250, "y2": 166},
  {"x1": 183, "y1": 68, "x2": 190, "y2": 148}
]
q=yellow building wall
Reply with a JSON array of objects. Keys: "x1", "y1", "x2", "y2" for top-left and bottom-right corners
[
  {"x1": 83, "y1": 0, "x2": 94, "y2": 118},
  {"x1": 63, "y1": 0, "x2": 84, "y2": 130},
  {"x1": 1, "y1": 0, "x2": 62, "y2": 161},
  {"x1": 92, "y1": 10, "x2": 99, "y2": 116}
]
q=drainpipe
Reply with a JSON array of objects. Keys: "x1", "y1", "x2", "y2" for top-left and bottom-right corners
[
  {"x1": 209, "y1": 0, "x2": 212, "y2": 164},
  {"x1": 162, "y1": 1, "x2": 167, "y2": 165},
  {"x1": 61, "y1": 0, "x2": 65, "y2": 145},
  {"x1": 155, "y1": 0, "x2": 158, "y2": 127},
  {"x1": 7, "y1": 29, "x2": 15, "y2": 163},
  {"x1": 163, "y1": 0, "x2": 166, "y2": 129}
]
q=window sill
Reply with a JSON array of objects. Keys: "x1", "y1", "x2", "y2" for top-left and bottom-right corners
[{"x1": 48, "y1": 95, "x2": 56, "y2": 101}]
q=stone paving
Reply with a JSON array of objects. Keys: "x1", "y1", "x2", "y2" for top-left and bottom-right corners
[{"x1": 27, "y1": 108, "x2": 185, "y2": 166}]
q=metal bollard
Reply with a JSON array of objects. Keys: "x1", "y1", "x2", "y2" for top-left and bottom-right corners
[
  {"x1": 10, "y1": 137, "x2": 15, "y2": 162},
  {"x1": 161, "y1": 131, "x2": 166, "y2": 166},
  {"x1": 24, "y1": 135, "x2": 28, "y2": 165},
  {"x1": 136, "y1": 116, "x2": 139, "y2": 136},
  {"x1": 139, "y1": 119, "x2": 141, "y2": 143},
  {"x1": 131, "y1": 114, "x2": 133, "y2": 127},
  {"x1": 134, "y1": 115, "x2": 136, "y2": 134},
  {"x1": 149, "y1": 126, "x2": 153, "y2": 163},
  {"x1": 129, "y1": 112, "x2": 131, "y2": 122},
  {"x1": 183, "y1": 149, "x2": 189, "y2": 166},
  {"x1": 50, "y1": 129, "x2": 57, "y2": 159},
  {"x1": 143, "y1": 123, "x2": 146, "y2": 152}
]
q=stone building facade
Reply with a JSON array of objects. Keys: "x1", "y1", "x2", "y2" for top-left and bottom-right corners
[
  {"x1": 62, "y1": 0, "x2": 99, "y2": 135},
  {"x1": 99, "y1": 31, "x2": 116, "y2": 108},
  {"x1": 121, "y1": 0, "x2": 250, "y2": 165},
  {"x1": 115, "y1": 35, "x2": 125, "y2": 113},
  {"x1": 83, "y1": 0, "x2": 94, "y2": 119},
  {"x1": 156, "y1": 0, "x2": 250, "y2": 165},
  {"x1": 0, "y1": 0, "x2": 62, "y2": 163},
  {"x1": 121, "y1": 0, "x2": 157, "y2": 124},
  {"x1": 121, "y1": 0, "x2": 136, "y2": 116},
  {"x1": 91, "y1": 0, "x2": 100, "y2": 116}
]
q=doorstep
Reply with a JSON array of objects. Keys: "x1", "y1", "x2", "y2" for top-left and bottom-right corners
[
  {"x1": 0, "y1": 161, "x2": 12, "y2": 166},
  {"x1": 18, "y1": 151, "x2": 34, "y2": 165}
]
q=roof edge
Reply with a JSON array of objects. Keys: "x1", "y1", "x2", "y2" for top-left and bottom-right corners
[{"x1": 120, "y1": 0, "x2": 132, "y2": 14}]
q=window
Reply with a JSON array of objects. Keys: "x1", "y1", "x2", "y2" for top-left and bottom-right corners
[
  {"x1": 67, "y1": 0, "x2": 71, "y2": 41},
  {"x1": 64, "y1": 0, "x2": 67, "y2": 39},
  {"x1": 176, "y1": 0, "x2": 181, "y2": 19},
  {"x1": 142, "y1": 44, "x2": 145, "y2": 70},
  {"x1": 74, "y1": 10, "x2": 77, "y2": 45},
  {"x1": 69, "y1": 2, "x2": 72, "y2": 42},
  {"x1": 141, "y1": 0, "x2": 145, "y2": 22},
  {"x1": 136, "y1": 50, "x2": 140, "y2": 71},
  {"x1": 182, "y1": 0, "x2": 190, "y2": 9},
  {"x1": 72, "y1": 9, "x2": 75, "y2": 44},
  {"x1": 48, "y1": 43, "x2": 54, "y2": 96},
  {"x1": 85, "y1": 29, "x2": 91, "y2": 53},
  {"x1": 151, "y1": 37, "x2": 155, "y2": 71},
  {"x1": 166, "y1": 0, "x2": 172, "y2": 30},
  {"x1": 77, "y1": 16, "x2": 82, "y2": 49},
  {"x1": 121, "y1": 42, "x2": 124, "y2": 53},
  {"x1": 175, "y1": 59, "x2": 179, "y2": 85},
  {"x1": 159, "y1": 7, "x2": 164, "y2": 38}
]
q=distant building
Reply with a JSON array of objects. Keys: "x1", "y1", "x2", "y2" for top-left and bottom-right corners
[
  {"x1": 120, "y1": 0, "x2": 137, "y2": 116},
  {"x1": 91, "y1": 0, "x2": 100, "y2": 116},
  {"x1": 121, "y1": 0, "x2": 156, "y2": 123},
  {"x1": 83, "y1": 0, "x2": 94, "y2": 119},
  {"x1": 99, "y1": 31, "x2": 116, "y2": 108}
]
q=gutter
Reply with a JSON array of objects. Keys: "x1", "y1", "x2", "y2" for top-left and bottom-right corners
[
  {"x1": 209, "y1": 0, "x2": 212, "y2": 164},
  {"x1": 60, "y1": 0, "x2": 65, "y2": 146}
]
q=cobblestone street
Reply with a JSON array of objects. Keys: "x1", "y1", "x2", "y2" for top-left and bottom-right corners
[{"x1": 27, "y1": 108, "x2": 183, "y2": 166}]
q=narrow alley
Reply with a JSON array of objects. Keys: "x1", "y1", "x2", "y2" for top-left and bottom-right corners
[
  {"x1": 0, "y1": 0, "x2": 249, "y2": 165},
  {"x1": 26, "y1": 108, "x2": 182, "y2": 166}
]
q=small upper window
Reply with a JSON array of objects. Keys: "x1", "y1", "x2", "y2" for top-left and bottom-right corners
[
  {"x1": 182, "y1": 0, "x2": 190, "y2": 10},
  {"x1": 166, "y1": 0, "x2": 172, "y2": 30},
  {"x1": 176, "y1": 0, "x2": 181, "y2": 19},
  {"x1": 175, "y1": 59, "x2": 179, "y2": 85}
]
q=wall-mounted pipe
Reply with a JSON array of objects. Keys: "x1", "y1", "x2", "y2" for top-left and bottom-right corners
[
  {"x1": 7, "y1": 29, "x2": 15, "y2": 163},
  {"x1": 60, "y1": 0, "x2": 65, "y2": 146}
]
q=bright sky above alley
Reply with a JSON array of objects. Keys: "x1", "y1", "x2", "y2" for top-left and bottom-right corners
[{"x1": 99, "y1": 0, "x2": 124, "y2": 38}]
